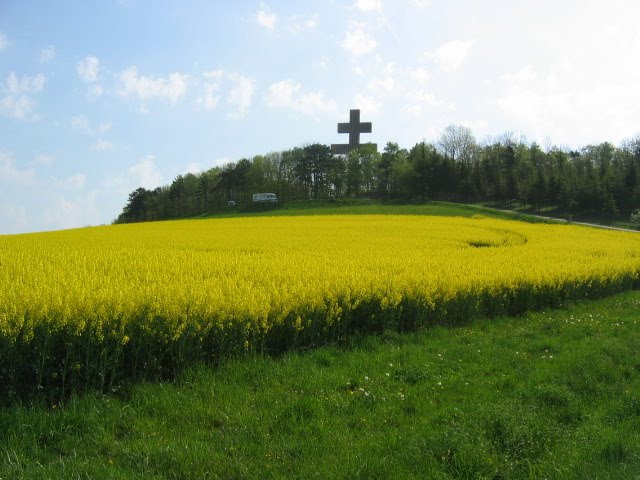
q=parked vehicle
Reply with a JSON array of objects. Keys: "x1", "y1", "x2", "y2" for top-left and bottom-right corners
[{"x1": 252, "y1": 193, "x2": 278, "y2": 203}]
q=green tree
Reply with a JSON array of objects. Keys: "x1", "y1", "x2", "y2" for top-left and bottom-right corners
[
  {"x1": 304, "y1": 143, "x2": 333, "y2": 199},
  {"x1": 408, "y1": 142, "x2": 439, "y2": 200},
  {"x1": 117, "y1": 187, "x2": 153, "y2": 223},
  {"x1": 358, "y1": 144, "x2": 380, "y2": 195},
  {"x1": 346, "y1": 150, "x2": 362, "y2": 197},
  {"x1": 378, "y1": 142, "x2": 402, "y2": 197}
]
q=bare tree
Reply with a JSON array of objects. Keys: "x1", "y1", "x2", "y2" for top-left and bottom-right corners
[{"x1": 437, "y1": 124, "x2": 477, "y2": 164}]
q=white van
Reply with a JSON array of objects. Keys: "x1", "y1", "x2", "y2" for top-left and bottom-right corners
[{"x1": 252, "y1": 193, "x2": 278, "y2": 203}]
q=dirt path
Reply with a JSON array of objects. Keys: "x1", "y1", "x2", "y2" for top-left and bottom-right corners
[
  {"x1": 562, "y1": 219, "x2": 639, "y2": 233},
  {"x1": 488, "y1": 207, "x2": 640, "y2": 233}
]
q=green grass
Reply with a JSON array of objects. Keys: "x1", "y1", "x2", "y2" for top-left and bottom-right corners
[
  {"x1": 199, "y1": 198, "x2": 561, "y2": 224},
  {"x1": 2, "y1": 290, "x2": 640, "y2": 479},
  {"x1": 480, "y1": 200, "x2": 640, "y2": 231}
]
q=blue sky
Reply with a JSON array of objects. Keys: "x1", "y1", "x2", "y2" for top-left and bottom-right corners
[{"x1": 1, "y1": 0, "x2": 640, "y2": 234}]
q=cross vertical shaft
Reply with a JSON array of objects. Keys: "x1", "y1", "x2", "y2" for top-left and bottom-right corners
[{"x1": 331, "y1": 109, "x2": 375, "y2": 155}]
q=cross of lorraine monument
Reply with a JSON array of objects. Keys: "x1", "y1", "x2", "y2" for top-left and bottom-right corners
[{"x1": 331, "y1": 109, "x2": 377, "y2": 155}]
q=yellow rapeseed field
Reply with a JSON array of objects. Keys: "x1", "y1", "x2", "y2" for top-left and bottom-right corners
[{"x1": 1, "y1": 214, "x2": 639, "y2": 399}]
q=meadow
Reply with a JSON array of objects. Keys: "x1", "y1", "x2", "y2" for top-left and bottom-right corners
[
  {"x1": 2, "y1": 290, "x2": 640, "y2": 478},
  {"x1": 0, "y1": 203, "x2": 639, "y2": 404}
]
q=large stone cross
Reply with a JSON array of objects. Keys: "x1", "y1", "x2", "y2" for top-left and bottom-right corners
[{"x1": 331, "y1": 109, "x2": 376, "y2": 155}]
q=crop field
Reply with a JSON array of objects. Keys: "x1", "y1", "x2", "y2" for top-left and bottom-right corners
[{"x1": 1, "y1": 213, "x2": 640, "y2": 402}]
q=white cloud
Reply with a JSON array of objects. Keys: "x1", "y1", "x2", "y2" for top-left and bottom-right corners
[
  {"x1": 342, "y1": 24, "x2": 377, "y2": 56},
  {"x1": 0, "y1": 154, "x2": 76, "y2": 234},
  {"x1": 52, "y1": 173, "x2": 86, "y2": 190},
  {"x1": 403, "y1": 84, "x2": 455, "y2": 117},
  {"x1": 425, "y1": 39, "x2": 474, "y2": 72},
  {"x1": 257, "y1": 3, "x2": 278, "y2": 30},
  {"x1": 407, "y1": 104, "x2": 422, "y2": 116},
  {"x1": 317, "y1": 57, "x2": 330, "y2": 71},
  {"x1": 200, "y1": 89, "x2": 219, "y2": 109},
  {"x1": 501, "y1": 65, "x2": 538, "y2": 84},
  {"x1": 0, "y1": 72, "x2": 46, "y2": 120},
  {"x1": 406, "y1": 89, "x2": 444, "y2": 107},
  {"x1": 44, "y1": 199, "x2": 82, "y2": 229},
  {"x1": 227, "y1": 73, "x2": 255, "y2": 118},
  {"x1": 497, "y1": 83, "x2": 619, "y2": 145},
  {"x1": 42, "y1": 193, "x2": 101, "y2": 231},
  {"x1": 0, "y1": 151, "x2": 36, "y2": 185},
  {"x1": 71, "y1": 115, "x2": 111, "y2": 135},
  {"x1": 0, "y1": 204, "x2": 28, "y2": 233},
  {"x1": 496, "y1": 20, "x2": 640, "y2": 146},
  {"x1": 71, "y1": 114, "x2": 91, "y2": 134},
  {"x1": 0, "y1": 151, "x2": 103, "y2": 234},
  {"x1": 106, "y1": 155, "x2": 164, "y2": 193},
  {"x1": 256, "y1": 6, "x2": 318, "y2": 35},
  {"x1": 353, "y1": 0, "x2": 398, "y2": 44},
  {"x1": 349, "y1": 58, "x2": 451, "y2": 121},
  {"x1": 368, "y1": 76, "x2": 395, "y2": 93},
  {"x1": 355, "y1": 0, "x2": 382, "y2": 12},
  {"x1": 39, "y1": 45, "x2": 56, "y2": 63},
  {"x1": 406, "y1": 67, "x2": 430, "y2": 83},
  {"x1": 382, "y1": 62, "x2": 397, "y2": 75},
  {"x1": 129, "y1": 155, "x2": 163, "y2": 189},
  {"x1": 87, "y1": 84, "x2": 104, "y2": 100},
  {"x1": 198, "y1": 70, "x2": 223, "y2": 110},
  {"x1": 264, "y1": 79, "x2": 336, "y2": 116},
  {"x1": 362, "y1": 62, "x2": 436, "y2": 116},
  {"x1": 459, "y1": 119, "x2": 488, "y2": 133},
  {"x1": 203, "y1": 71, "x2": 223, "y2": 81},
  {"x1": 354, "y1": 93, "x2": 382, "y2": 115},
  {"x1": 119, "y1": 67, "x2": 188, "y2": 104},
  {"x1": 0, "y1": 32, "x2": 7, "y2": 51},
  {"x1": 3, "y1": 73, "x2": 46, "y2": 95},
  {"x1": 32, "y1": 154, "x2": 54, "y2": 167},
  {"x1": 98, "y1": 122, "x2": 112, "y2": 134},
  {"x1": 67, "y1": 174, "x2": 86, "y2": 189},
  {"x1": 1, "y1": 95, "x2": 36, "y2": 120},
  {"x1": 411, "y1": 0, "x2": 432, "y2": 7},
  {"x1": 213, "y1": 156, "x2": 231, "y2": 167},
  {"x1": 77, "y1": 56, "x2": 100, "y2": 82},
  {"x1": 77, "y1": 56, "x2": 105, "y2": 100},
  {"x1": 185, "y1": 162, "x2": 202, "y2": 174},
  {"x1": 288, "y1": 14, "x2": 319, "y2": 34},
  {"x1": 91, "y1": 139, "x2": 113, "y2": 151}
]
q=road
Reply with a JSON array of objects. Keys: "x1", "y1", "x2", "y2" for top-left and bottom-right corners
[{"x1": 485, "y1": 207, "x2": 640, "y2": 233}]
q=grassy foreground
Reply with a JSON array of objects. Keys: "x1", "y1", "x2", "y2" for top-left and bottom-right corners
[{"x1": 2, "y1": 290, "x2": 639, "y2": 479}]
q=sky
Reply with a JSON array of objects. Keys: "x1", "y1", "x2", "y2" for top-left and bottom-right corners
[{"x1": 1, "y1": 0, "x2": 640, "y2": 234}]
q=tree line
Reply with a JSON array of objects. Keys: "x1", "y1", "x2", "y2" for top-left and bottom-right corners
[{"x1": 115, "y1": 125, "x2": 640, "y2": 223}]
